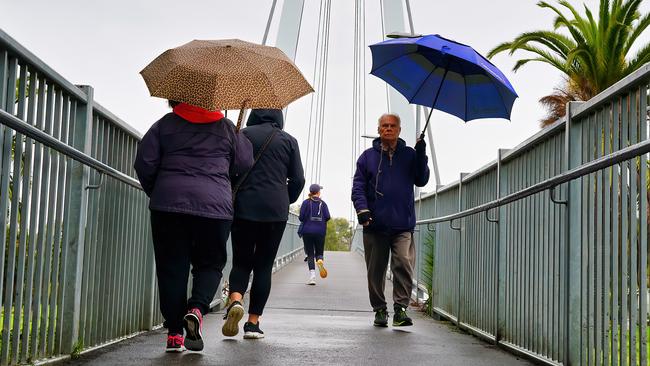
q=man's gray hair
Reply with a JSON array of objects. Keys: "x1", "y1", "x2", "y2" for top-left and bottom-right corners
[{"x1": 378, "y1": 113, "x2": 401, "y2": 126}]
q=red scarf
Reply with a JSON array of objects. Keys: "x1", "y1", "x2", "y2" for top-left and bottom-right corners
[{"x1": 173, "y1": 103, "x2": 224, "y2": 123}]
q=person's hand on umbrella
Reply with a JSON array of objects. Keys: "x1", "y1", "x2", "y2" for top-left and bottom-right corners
[
  {"x1": 415, "y1": 138, "x2": 426, "y2": 156},
  {"x1": 357, "y1": 210, "x2": 372, "y2": 226}
]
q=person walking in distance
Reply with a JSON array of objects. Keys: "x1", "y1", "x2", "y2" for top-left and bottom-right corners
[
  {"x1": 351, "y1": 113, "x2": 429, "y2": 327},
  {"x1": 299, "y1": 184, "x2": 331, "y2": 285}
]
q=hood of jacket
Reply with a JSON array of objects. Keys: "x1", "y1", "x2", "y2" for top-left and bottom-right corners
[
  {"x1": 246, "y1": 109, "x2": 284, "y2": 129},
  {"x1": 372, "y1": 137, "x2": 406, "y2": 152}
]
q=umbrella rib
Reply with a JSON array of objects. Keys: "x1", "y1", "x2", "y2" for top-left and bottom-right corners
[
  {"x1": 493, "y1": 80, "x2": 511, "y2": 119},
  {"x1": 407, "y1": 65, "x2": 439, "y2": 104},
  {"x1": 462, "y1": 62, "x2": 468, "y2": 122}
]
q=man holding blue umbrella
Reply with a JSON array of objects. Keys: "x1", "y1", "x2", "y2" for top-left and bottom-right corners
[
  {"x1": 351, "y1": 113, "x2": 430, "y2": 327},
  {"x1": 354, "y1": 33, "x2": 517, "y2": 327}
]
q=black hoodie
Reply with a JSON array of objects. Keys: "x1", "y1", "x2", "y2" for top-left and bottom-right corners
[{"x1": 233, "y1": 109, "x2": 305, "y2": 221}]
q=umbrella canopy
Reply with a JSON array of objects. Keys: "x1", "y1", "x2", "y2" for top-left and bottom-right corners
[
  {"x1": 141, "y1": 39, "x2": 313, "y2": 113},
  {"x1": 369, "y1": 34, "x2": 518, "y2": 137}
]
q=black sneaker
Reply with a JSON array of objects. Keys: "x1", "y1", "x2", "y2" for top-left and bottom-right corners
[
  {"x1": 222, "y1": 300, "x2": 244, "y2": 337},
  {"x1": 183, "y1": 308, "x2": 203, "y2": 351},
  {"x1": 392, "y1": 306, "x2": 413, "y2": 326},
  {"x1": 243, "y1": 321, "x2": 265, "y2": 339},
  {"x1": 373, "y1": 309, "x2": 388, "y2": 327}
]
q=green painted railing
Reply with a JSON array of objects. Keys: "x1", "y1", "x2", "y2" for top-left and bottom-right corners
[
  {"x1": 413, "y1": 63, "x2": 650, "y2": 365},
  {"x1": 0, "y1": 29, "x2": 302, "y2": 365}
]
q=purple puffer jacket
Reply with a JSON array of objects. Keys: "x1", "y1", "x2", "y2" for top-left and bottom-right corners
[{"x1": 134, "y1": 112, "x2": 253, "y2": 220}]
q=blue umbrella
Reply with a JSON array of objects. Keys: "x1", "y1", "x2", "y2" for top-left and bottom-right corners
[{"x1": 369, "y1": 34, "x2": 518, "y2": 139}]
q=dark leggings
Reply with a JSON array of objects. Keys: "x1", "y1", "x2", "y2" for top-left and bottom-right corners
[
  {"x1": 302, "y1": 233, "x2": 325, "y2": 270},
  {"x1": 151, "y1": 210, "x2": 231, "y2": 334},
  {"x1": 228, "y1": 218, "x2": 287, "y2": 315}
]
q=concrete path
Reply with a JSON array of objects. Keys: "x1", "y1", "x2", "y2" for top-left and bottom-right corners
[{"x1": 59, "y1": 251, "x2": 532, "y2": 366}]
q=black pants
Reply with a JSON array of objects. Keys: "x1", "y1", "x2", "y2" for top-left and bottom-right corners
[
  {"x1": 229, "y1": 218, "x2": 287, "y2": 315},
  {"x1": 151, "y1": 210, "x2": 231, "y2": 334},
  {"x1": 302, "y1": 233, "x2": 325, "y2": 270}
]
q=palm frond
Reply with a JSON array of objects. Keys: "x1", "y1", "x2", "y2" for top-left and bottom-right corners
[
  {"x1": 623, "y1": 42, "x2": 650, "y2": 74},
  {"x1": 517, "y1": 44, "x2": 572, "y2": 71},
  {"x1": 486, "y1": 41, "x2": 515, "y2": 59},
  {"x1": 512, "y1": 56, "x2": 566, "y2": 74},
  {"x1": 624, "y1": 12, "x2": 650, "y2": 55},
  {"x1": 599, "y1": 0, "x2": 611, "y2": 33},
  {"x1": 567, "y1": 47, "x2": 599, "y2": 87},
  {"x1": 620, "y1": 0, "x2": 642, "y2": 25},
  {"x1": 582, "y1": 4, "x2": 601, "y2": 47},
  {"x1": 509, "y1": 31, "x2": 576, "y2": 57},
  {"x1": 558, "y1": 0, "x2": 594, "y2": 38},
  {"x1": 539, "y1": 1, "x2": 589, "y2": 46}
]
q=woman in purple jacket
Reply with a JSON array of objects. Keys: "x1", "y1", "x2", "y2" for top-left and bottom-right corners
[
  {"x1": 299, "y1": 184, "x2": 331, "y2": 285},
  {"x1": 134, "y1": 101, "x2": 252, "y2": 353}
]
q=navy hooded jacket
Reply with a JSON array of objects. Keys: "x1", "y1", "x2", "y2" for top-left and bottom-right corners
[
  {"x1": 134, "y1": 112, "x2": 253, "y2": 220},
  {"x1": 233, "y1": 109, "x2": 305, "y2": 222},
  {"x1": 351, "y1": 137, "x2": 429, "y2": 234},
  {"x1": 299, "y1": 197, "x2": 331, "y2": 236}
]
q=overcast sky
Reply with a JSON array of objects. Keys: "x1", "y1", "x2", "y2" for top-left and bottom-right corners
[{"x1": 2, "y1": 0, "x2": 648, "y2": 220}]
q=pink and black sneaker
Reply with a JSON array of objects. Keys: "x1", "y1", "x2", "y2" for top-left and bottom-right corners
[
  {"x1": 183, "y1": 308, "x2": 204, "y2": 351},
  {"x1": 166, "y1": 333, "x2": 185, "y2": 352}
]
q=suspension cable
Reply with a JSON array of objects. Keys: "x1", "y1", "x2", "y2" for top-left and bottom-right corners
[
  {"x1": 305, "y1": 0, "x2": 325, "y2": 190},
  {"x1": 312, "y1": 0, "x2": 330, "y2": 183},
  {"x1": 261, "y1": 0, "x2": 278, "y2": 45},
  {"x1": 315, "y1": 0, "x2": 332, "y2": 183}
]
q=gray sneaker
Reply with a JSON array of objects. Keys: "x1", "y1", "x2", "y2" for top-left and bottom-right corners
[{"x1": 222, "y1": 301, "x2": 244, "y2": 337}]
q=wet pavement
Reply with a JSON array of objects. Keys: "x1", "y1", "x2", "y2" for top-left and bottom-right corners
[{"x1": 58, "y1": 251, "x2": 532, "y2": 366}]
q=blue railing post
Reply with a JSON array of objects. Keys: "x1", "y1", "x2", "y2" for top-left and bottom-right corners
[
  {"x1": 496, "y1": 148, "x2": 509, "y2": 342},
  {"x1": 60, "y1": 85, "x2": 94, "y2": 354},
  {"x1": 142, "y1": 233, "x2": 157, "y2": 331},
  {"x1": 456, "y1": 173, "x2": 468, "y2": 325},
  {"x1": 565, "y1": 101, "x2": 584, "y2": 365}
]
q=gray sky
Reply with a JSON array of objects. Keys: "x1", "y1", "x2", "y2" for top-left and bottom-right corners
[{"x1": 2, "y1": 0, "x2": 648, "y2": 219}]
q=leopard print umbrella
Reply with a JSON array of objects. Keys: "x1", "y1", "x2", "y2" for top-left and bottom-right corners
[{"x1": 141, "y1": 39, "x2": 314, "y2": 128}]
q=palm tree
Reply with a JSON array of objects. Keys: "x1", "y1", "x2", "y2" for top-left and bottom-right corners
[{"x1": 487, "y1": 0, "x2": 650, "y2": 126}]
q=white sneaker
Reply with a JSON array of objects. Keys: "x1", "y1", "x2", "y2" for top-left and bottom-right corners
[{"x1": 307, "y1": 270, "x2": 316, "y2": 285}]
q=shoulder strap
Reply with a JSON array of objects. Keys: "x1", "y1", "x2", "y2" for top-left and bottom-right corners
[{"x1": 232, "y1": 128, "x2": 279, "y2": 198}]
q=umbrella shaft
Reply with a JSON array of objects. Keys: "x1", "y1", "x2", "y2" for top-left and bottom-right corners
[{"x1": 419, "y1": 66, "x2": 448, "y2": 141}]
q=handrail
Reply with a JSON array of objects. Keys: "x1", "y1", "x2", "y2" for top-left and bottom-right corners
[
  {"x1": 417, "y1": 137, "x2": 650, "y2": 225},
  {"x1": 0, "y1": 109, "x2": 142, "y2": 189},
  {"x1": 0, "y1": 28, "x2": 88, "y2": 102}
]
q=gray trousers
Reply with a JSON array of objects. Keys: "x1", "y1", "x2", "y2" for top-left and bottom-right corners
[{"x1": 363, "y1": 231, "x2": 415, "y2": 311}]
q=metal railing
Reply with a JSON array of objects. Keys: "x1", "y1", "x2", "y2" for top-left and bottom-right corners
[
  {"x1": 0, "y1": 29, "x2": 302, "y2": 365},
  {"x1": 414, "y1": 63, "x2": 650, "y2": 365}
]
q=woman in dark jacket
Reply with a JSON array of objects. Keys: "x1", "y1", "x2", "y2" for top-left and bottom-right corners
[
  {"x1": 222, "y1": 109, "x2": 305, "y2": 340},
  {"x1": 134, "y1": 101, "x2": 252, "y2": 353},
  {"x1": 299, "y1": 184, "x2": 331, "y2": 285}
]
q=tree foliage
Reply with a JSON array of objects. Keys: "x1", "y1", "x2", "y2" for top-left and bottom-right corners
[
  {"x1": 488, "y1": 0, "x2": 650, "y2": 126},
  {"x1": 324, "y1": 217, "x2": 352, "y2": 251}
]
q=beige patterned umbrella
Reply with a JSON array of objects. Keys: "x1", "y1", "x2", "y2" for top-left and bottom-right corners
[{"x1": 140, "y1": 39, "x2": 314, "y2": 128}]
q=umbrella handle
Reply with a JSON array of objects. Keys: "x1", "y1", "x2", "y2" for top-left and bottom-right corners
[
  {"x1": 419, "y1": 104, "x2": 435, "y2": 141},
  {"x1": 235, "y1": 99, "x2": 250, "y2": 132}
]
